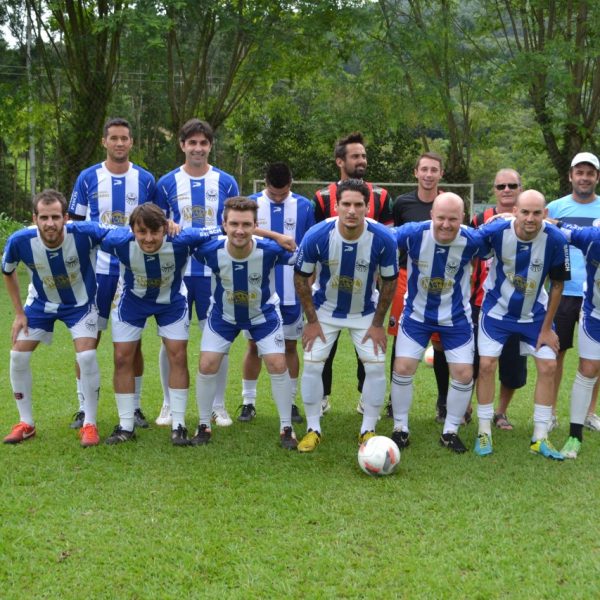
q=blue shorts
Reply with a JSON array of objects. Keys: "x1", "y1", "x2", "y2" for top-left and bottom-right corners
[
  {"x1": 95, "y1": 273, "x2": 119, "y2": 321},
  {"x1": 115, "y1": 293, "x2": 188, "y2": 329},
  {"x1": 25, "y1": 302, "x2": 96, "y2": 333},
  {"x1": 206, "y1": 310, "x2": 281, "y2": 344},
  {"x1": 400, "y1": 316, "x2": 472, "y2": 352},
  {"x1": 184, "y1": 275, "x2": 211, "y2": 322},
  {"x1": 280, "y1": 303, "x2": 301, "y2": 326}
]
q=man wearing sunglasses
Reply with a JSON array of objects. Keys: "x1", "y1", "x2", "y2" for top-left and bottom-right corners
[
  {"x1": 470, "y1": 169, "x2": 528, "y2": 430},
  {"x1": 547, "y1": 152, "x2": 600, "y2": 432}
]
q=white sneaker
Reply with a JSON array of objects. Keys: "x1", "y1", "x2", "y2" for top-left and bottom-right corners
[
  {"x1": 584, "y1": 413, "x2": 600, "y2": 431},
  {"x1": 547, "y1": 415, "x2": 559, "y2": 432},
  {"x1": 212, "y1": 407, "x2": 233, "y2": 427},
  {"x1": 320, "y1": 396, "x2": 331, "y2": 416},
  {"x1": 155, "y1": 404, "x2": 172, "y2": 426}
]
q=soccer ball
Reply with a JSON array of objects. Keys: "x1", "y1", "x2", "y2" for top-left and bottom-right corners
[
  {"x1": 358, "y1": 436, "x2": 401, "y2": 476},
  {"x1": 423, "y1": 345, "x2": 434, "y2": 367}
]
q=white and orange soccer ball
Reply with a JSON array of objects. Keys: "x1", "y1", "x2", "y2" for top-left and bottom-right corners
[
  {"x1": 358, "y1": 435, "x2": 401, "y2": 476},
  {"x1": 423, "y1": 345, "x2": 434, "y2": 367}
]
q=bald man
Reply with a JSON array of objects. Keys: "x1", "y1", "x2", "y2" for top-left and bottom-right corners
[
  {"x1": 475, "y1": 190, "x2": 571, "y2": 459},
  {"x1": 389, "y1": 193, "x2": 502, "y2": 452}
]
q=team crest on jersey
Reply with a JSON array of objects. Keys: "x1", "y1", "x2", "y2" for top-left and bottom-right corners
[
  {"x1": 206, "y1": 187, "x2": 219, "y2": 201},
  {"x1": 420, "y1": 277, "x2": 453, "y2": 295},
  {"x1": 161, "y1": 262, "x2": 176, "y2": 274},
  {"x1": 331, "y1": 275, "x2": 361, "y2": 293},
  {"x1": 284, "y1": 218, "x2": 296, "y2": 231},
  {"x1": 226, "y1": 290, "x2": 257, "y2": 305},
  {"x1": 248, "y1": 273, "x2": 262, "y2": 285},
  {"x1": 355, "y1": 260, "x2": 369, "y2": 273},
  {"x1": 506, "y1": 273, "x2": 536, "y2": 294},
  {"x1": 65, "y1": 255, "x2": 80, "y2": 269},
  {"x1": 529, "y1": 258, "x2": 543, "y2": 272},
  {"x1": 126, "y1": 192, "x2": 138, "y2": 205},
  {"x1": 274, "y1": 333, "x2": 285, "y2": 347},
  {"x1": 445, "y1": 260, "x2": 459, "y2": 276},
  {"x1": 101, "y1": 211, "x2": 128, "y2": 225}
]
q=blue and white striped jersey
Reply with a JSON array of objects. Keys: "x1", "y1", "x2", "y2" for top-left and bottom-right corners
[
  {"x1": 68, "y1": 162, "x2": 155, "y2": 276},
  {"x1": 100, "y1": 227, "x2": 220, "y2": 307},
  {"x1": 193, "y1": 237, "x2": 294, "y2": 328},
  {"x1": 561, "y1": 224, "x2": 600, "y2": 320},
  {"x1": 482, "y1": 220, "x2": 570, "y2": 323},
  {"x1": 294, "y1": 219, "x2": 398, "y2": 319},
  {"x1": 251, "y1": 190, "x2": 315, "y2": 305},
  {"x1": 154, "y1": 165, "x2": 239, "y2": 277},
  {"x1": 2, "y1": 221, "x2": 113, "y2": 312},
  {"x1": 393, "y1": 221, "x2": 491, "y2": 327}
]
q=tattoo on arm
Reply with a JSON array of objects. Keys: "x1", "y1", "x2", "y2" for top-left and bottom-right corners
[
  {"x1": 372, "y1": 278, "x2": 397, "y2": 327},
  {"x1": 294, "y1": 272, "x2": 318, "y2": 323}
]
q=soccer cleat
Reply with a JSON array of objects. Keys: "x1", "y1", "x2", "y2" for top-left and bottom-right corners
[
  {"x1": 584, "y1": 413, "x2": 600, "y2": 432},
  {"x1": 560, "y1": 436, "x2": 582, "y2": 459},
  {"x1": 79, "y1": 423, "x2": 100, "y2": 447},
  {"x1": 191, "y1": 423, "x2": 212, "y2": 446},
  {"x1": 280, "y1": 426, "x2": 298, "y2": 450},
  {"x1": 70, "y1": 410, "x2": 85, "y2": 429},
  {"x1": 212, "y1": 407, "x2": 233, "y2": 427},
  {"x1": 3, "y1": 422, "x2": 36, "y2": 444},
  {"x1": 320, "y1": 396, "x2": 331, "y2": 416},
  {"x1": 435, "y1": 407, "x2": 447, "y2": 424},
  {"x1": 298, "y1": 429, "x2": 321, "y2": 453},
  {"x1": 171, "y1": 424, "x2": 191, "y2": 447},
  {"x1": 291, "y1": 404, "x2": 304, "y2": 424},
  {"x1": 134, "y1": 408, "x2": 149, "y2": 429},
  {"x1": 238, "y1": 403, "x2": 256, "y2": 422},
  {"x1": 391, "y1": 428, "x2": 410, "y2": 449},
  {"x1": 547, "y1": 415, "x2": 559, "y2": 432},
  {"x1": 358, "y1": 430, "x2": 376, "y2": 445},
  {"x1": 356, "y1": 397, "x2": 364, "y2": 414},
  {"x1": 155, "y1": 404, "x2": 172, "y2": 426},
  {"x1": 474, "y1": 433, "x2": 493, "y2": 456},
  {"x1": 439, "y1": 432, "x2": 467, "y2": 454},
  {"x1": 105, "y1": 425, "x2": 136, "y2": 445},
  {"x1": 530, "y1": 438, "x2": 564, "y2": 461}
]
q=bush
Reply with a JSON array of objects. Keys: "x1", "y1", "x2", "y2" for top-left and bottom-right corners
[{"x1": 0, "y1": 212, "x2": 24, "y2": 253}]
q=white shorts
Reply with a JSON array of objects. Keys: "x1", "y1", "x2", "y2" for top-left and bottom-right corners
[
  {"x1": 111, "y1": 308, "x2": 190, "y2": 342},
  {"x1": 303, "y1": 312, "x2": 385, "y2": 363},
  {"x1": 579, "y1": 317, "x2": 600, "y2": 360},
  {"x1": 17, "y1": 306, "x2": 99, "y2": 345},
  {"x1": 202, "y1": 319, "x2": 286, "y2": 356},
  {"x1": 395, "y1": 326, "x2": 474, "y2": 364}
]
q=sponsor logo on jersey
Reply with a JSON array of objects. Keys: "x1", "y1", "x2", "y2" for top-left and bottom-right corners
[
  {"x1": 420, "y1": 277, "x2": 453, "y2": 294},
  {"x1": 49, "y1": 252, "x2": 59, "y2": 259},
  {"x1": 436, "y1": 247, "x2": 447, "y2": 254},
  {"x1": 506, "y1": 272, "x2": 536, "y2": 294},
  {"x1": 182, "y1": 205, "x2": 215, "y2": 222},
  {"x1": 44, "y1": 273, "x2": 78, "y2": 289},
  {"x1": 113, "y1": 179, "x2": 123, "y2": 186},
  {"x1": 273, "y1": 206, "x2": 282, "y2": 213},
  {"x1": 344, "y1": 245, "x2": 354, "y2": 252},
  {"x1": 225, "y1": 290, "x2": 258, "y2": 305},
  {"x1": 192, "y1": 181, "x2": 203, "y2": 188},
  {"x1": 331, "y1": 275, "x2": 362, "y2": 293},
  {"x1": 101, "y1": 211, "x2": 128, "y2": 225},
  {"x1": 518, "y1": 244, "x2": 529, "y2": 252},
  {"x1": 234, "y1": 264, "x2": 244, "y2": 271},
  {"x1": 135, "y1": 275, "x2": 164, "y2": 288}
]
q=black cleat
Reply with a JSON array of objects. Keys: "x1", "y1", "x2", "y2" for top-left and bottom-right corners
[
  {"x1": 191, "y1": 423, "x2": 212, "y2": 446},
  {"x1": 237, "y1": 403, "x2": 256, "y2": 422},
  {"x1": 291, "y1": 403, "x2": 304, "y2": 424},
  {"x1": 439, "y1": 432, "x2": 467, "y2": 454},
  {"x1": 70, "y1": 410, "x2": 85, "y2": 429},
  {"x1": 385, "y1": 401, "x2": 393, "y2": 419},
  {"x1": 280, "y1": 426, "x2": 298, "y2": 450},
  {"x1": 391, "y1": 428, "x2": 410, "y2": 449},
  {"x1": 134, "y1": 408, "x2": 149, "y2": 429},
  {"x1": 171, "y1": 424, "x2": 191, "y2": 446},
  {"x1": 105, "y1": 425, "x2": 136, "y2": 445}
]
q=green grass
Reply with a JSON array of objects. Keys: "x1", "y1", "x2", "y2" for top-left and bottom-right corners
[{"x1": 1, "y1": 269, "x2": 599, "y2": 599}]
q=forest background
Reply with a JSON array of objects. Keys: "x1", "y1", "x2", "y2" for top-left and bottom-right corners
[{"x1": 1, "y1": 1, "x2": 600, "y2": 220}]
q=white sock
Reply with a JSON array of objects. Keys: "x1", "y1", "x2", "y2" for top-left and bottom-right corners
[
  {"x1": 115, "y1": 393, "x2": 135, "y2": 431},
  {"x1": 360, "y1": 362, "x2": 386, "y2": 433},
  {"x1": 76, "y1": 377, "x2": 85, "y2": 411},
  {"x1": 133, "y1": 376, "x2": 142, "y2": 410},
  {"x1": 242, "y1": 378, "x2": 258, "y2": 405},
  {"x1": 76, "y1": 350, "x2": 100, "y2": 425},
  {"x1": 570, "y1": 371, "x2": 597, "y2": 425},
  {"x1": 391, "y1": 372, "x2": 413, "y2": 431},
  {"x1": 270, "y1": 370, "x2": 292, "y2": 429},
  {"x1": 533, "y1": 404, "x2": 552, "y2": 441},
  {"x1": 159, "y1": 343, "x2": 170, "y2": 407},
  {"x1": 477, "y1": 403, "x2": 494, "y2": 435},
  {"x1": 290, "y1": 377, "x2": 298, "y2": 405},
  {"x1": 10, "y1": 351, "x2": 34, "y2": 426},
  {"x1": 196, "y1": 371, "x2": 217, "y2": 427},
  {"x1": 169, "y1": 388, "x2": 188, "y2": 430},
  {"x1": 212, "y1": 354, "x2": 228, "y2": 410},
  {"x1": 444, "y1": 378, "x2": 473, "y2": 434},
  {"x1": 301, "y1": 361, "x2": 324, "y2": 433}
]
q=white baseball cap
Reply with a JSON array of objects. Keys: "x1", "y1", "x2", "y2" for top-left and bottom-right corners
[{"x1": 571, "y1": 152, "x2": 600, "y2": 170}]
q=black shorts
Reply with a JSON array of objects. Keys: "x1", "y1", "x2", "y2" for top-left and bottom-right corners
[
  {"x1": 472, "y1": 305, "x2": 527, "y2": 390},
  {"x1": 553, "y1": 295, "x2": 583, "y2": 351}
]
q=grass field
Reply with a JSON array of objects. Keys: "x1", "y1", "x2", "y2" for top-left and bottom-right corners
[{"x1": 1, "y1": 269, "x2": 599, "y2": 599}]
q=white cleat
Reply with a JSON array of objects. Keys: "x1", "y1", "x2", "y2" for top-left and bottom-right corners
[
  {"x1": 212, "y1": 407, "x2": 233, "y2": 427},
  {"x1": 155, "y1": 404, "x2": 172, "y2": 426}
]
